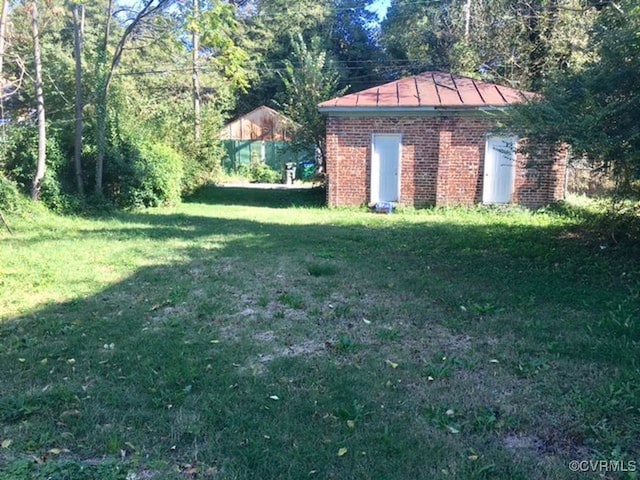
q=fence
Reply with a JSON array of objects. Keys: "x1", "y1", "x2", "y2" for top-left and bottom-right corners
[{"x1": 222, "y1": 140, "x2": 314, "y2": 176}]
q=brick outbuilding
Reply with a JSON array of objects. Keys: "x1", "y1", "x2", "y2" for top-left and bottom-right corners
[{"x1": 318, "y1": 72, "x2": 567, "y2": 208}]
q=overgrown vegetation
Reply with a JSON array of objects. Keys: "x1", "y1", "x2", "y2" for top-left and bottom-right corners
[
  {"x1": 0, "y1": 190, "x2": 638, "y2": 479},
  {"x1": 239, "y1": 159, "x2": 281, "y2": 184},
  {"x1": 510, "y1": 0, "x2": 640, "y2": 201}
]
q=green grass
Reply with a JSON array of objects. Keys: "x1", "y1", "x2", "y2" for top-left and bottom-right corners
[{"x1": 1, "y1": 188, "x2": 639, "y2": 479}]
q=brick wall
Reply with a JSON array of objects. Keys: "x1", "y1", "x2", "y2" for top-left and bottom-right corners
[
  {"x1": 325, "y1": 114, "x2": 566, "y2": 208},
  {"x1": 513, "y1": 143, "x2": 568, "y2": 208}
]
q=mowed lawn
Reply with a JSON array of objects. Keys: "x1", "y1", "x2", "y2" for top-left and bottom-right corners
[{"x1": 0, "y1": 187, "x2": 638, "y2": 479}]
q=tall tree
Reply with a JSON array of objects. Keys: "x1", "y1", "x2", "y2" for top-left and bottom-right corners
[
  {"x1": 187, "y1": 0, "x2": 249, "y2": 142},
  {"x1": 380, "y1": 0, "x2": 455, "y2": 74},
  {"x1": 511, "y1": 0, "x2": 640, "y2": 197},
  {"x1": 0, "y1": 0, "x2": 9, "y2": 92},
  {"x1": 0, "y1": 0, "x2": 9, "y2": 142},
  {"x1": 30, "y1": 0, "x2": 47, "y2": 201},
  {"x1": 192, "y1": 0, "x2": 201, "y2": 142},
  {"x1": 94, "y1": 0, "x2": 175, "y2": 196},
  {"x1": 380, "y1": 0, "x2": 595, "y2": 89},
  {"x1": 237, "y1": 0, "x2": 382, "y2": 114},
  {"x1": 279, "y1": 34, "x2": 345, "y2": 167},
  {"x1": 72, "y1": 1, "x2": 85, "y2": 195},
  {"x1": 0, "y1": 0, "x2": 27, "y2": 134}
]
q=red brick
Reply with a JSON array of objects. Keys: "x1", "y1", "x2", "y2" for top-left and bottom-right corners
[{"x1": 325, "y1": 115, "x2": 566, "y2": 208}]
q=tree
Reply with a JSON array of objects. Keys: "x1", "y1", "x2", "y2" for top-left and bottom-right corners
[
  {"x1": 94, "y1": 0, "x2": 175, "y2": 196},
  {"x1": 511, "y1": 0, "x2": 640, "y2": 197},
  {"x1": 72, "y1": 1, "x2": 85, "y2": 195},
  {"x1": 278, "y1": 34, "x2": 345, "y2": 168},
  {"x1": 237, "y1": 0, "x2": 383, "y2": 114},
  {"x1": 380, "y1": 0, "x2": 455, "y2": 74},
  {"x1": 380, "y1": 0, "x2": 596, "y2": 89},
  {"x1": 191, "y1": 0, "x2": 201, "y2": 142},
  {"x1": 30, "y1": 0, "x2": 47, "y2": 201},
  {"x1": 0, "y1": 0, "x2": 28, "y2": 110}
]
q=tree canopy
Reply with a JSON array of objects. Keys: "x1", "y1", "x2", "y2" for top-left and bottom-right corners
[{"x1": 510, "y1": 0, "x2": 640, "y2": 197}]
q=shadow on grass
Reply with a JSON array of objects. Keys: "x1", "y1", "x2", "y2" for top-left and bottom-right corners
[
  {"x1": 1, "y1": 203, "x2": 639, "y2": 478},
  {"x1": 549, "y1": 199, "x2": 640, "y2": 249},
  {"x1": 186, "y1": 185, "x2": 327, "y2": 208}
]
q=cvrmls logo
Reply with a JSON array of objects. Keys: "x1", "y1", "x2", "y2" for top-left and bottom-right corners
[{"x1": 569, "y1": 460, "x2": 637, "y2": 473}]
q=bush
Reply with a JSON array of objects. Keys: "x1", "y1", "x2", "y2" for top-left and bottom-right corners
[
  {"x1": 114, "y1": 141, "x2": 184, "y2": 208},
  {"x1": 0, "y1": 175, "x2": 22, "y2": 213},
  {"x1": 1, "y1": 124, "x2": 72, "y2": 212},
  {"x1": 244, "y1": 160, "x2": 281, "y2": 184},
  {"x1": 181, "y1": 142, "x2": 224, "y2": 195}
]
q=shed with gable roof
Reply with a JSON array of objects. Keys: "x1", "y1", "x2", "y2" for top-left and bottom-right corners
[
  {"x1": 219, "y1": 105, "x2": 314, "y2": 176},
  {"x1": 318, "y1": 71, "x2": 566, "y2": 208}
]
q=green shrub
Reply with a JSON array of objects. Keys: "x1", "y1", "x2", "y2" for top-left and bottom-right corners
[
  {"x1": 115, "y1": 141, "x2": 184, "y2": 208},
  {"x1": 247, "y1": 159, "x2": 280, "y2": 183},
  {"x1": 181, "y1": 142, "x2": 224, "y2": 195},
  {"x1": 0, "y1": 174, "x2": 22, "y2": 213},
  {"x1": 0, "y1": 124, "x2": 73, "y2": 212}
]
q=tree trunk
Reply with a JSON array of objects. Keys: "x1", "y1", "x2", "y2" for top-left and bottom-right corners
[
  {"x1": 192, "y1": 0, "x2": 201, "y2": 143},
  {"x1": 94, "y1": 0, "x2": 113, "y2": 196},
  {"x1": 0, "y1": 0, "x2": 8, "y2": 85},
  {"x1": 73, "y1": 3, "x2": 85, "y2": 196},
  {"x1": 464, "y1": 0, "x2": 471, "y2": 39},
  {"x1": 0, "y1": 0, "x2": 10, "y2": 139},
  {"x1": 0, "y1": 209, "x2": 11, "y2": 234},
  {"x1": 31, "y1": 0, "x2": 46, "y2": 201}
]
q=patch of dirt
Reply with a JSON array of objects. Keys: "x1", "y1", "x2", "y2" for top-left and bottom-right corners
[
  {"x1": 503, "y1": 430, "x2": 593, "y2": 468},
  {"x1": 238, "y1": 308, "x2": 258, "y2": 318},
  {"x1": 253, "y1": 330, "x2": 277, "y2": 342},
  {"x1": 190, "y1": 288, "x2": 207, "y2": 298},
  {"x1": 149, "y1": 304, "x2": 191, "y2": 322},
  {"x1": 215, "y1": 257, "x2": 239, "y2": 274},
  {"x1": 504, "y1": 434, "x2": 545, "y2": 452},
  {"x1": 257, "y1": 340, "x2": 325, "y2": 365},
  {"x1": 439, "y1": 333, "x2": 473, "y2": 352}
]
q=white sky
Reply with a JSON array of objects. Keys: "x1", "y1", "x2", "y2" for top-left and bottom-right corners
[{"x1": 368, "y1": 0, "x2": 391, "y2": 21}]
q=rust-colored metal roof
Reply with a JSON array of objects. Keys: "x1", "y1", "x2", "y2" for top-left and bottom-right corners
[
  {"x1": 219, "y1": 105, "x2": 294, "y2": 141},
  {"x1": 318, "y1": 71, "x2": 535, "y2": 111}
]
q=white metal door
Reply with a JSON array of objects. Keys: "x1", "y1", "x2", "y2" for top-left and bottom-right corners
[
  {"x1": 371, "y1": 134, "x2": 401, "y2": 203},
  {"x1": 483, "y1": 136, "x2": 517, "y2": 204}
]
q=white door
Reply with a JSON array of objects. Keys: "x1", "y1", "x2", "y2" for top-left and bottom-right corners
[
  {"x1": 483, "y1": 136, "x2": 517, "y2": 204},
  {"x1": 371, "y1": 134, "x2": 401, "y2": 203}
]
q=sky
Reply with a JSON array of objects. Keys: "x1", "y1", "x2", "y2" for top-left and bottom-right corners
[{"x1": 368, "y1": 0, "x2": 391, "y2": 21}]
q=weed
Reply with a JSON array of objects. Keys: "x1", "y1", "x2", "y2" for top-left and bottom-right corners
[
  {"x1": 424, "y1": 354, "x2": 454, "y2": 380},
  {"x1": 277, "y1": 292, "x2": 304, "y2": 310},
  {"x1": 334, "y1": 334, "x2": 358, "y2": 353},
  {"x1": 469, "y1": 406, "x2": 518, "y2": 434},
  {"x1": 375, "y1": 327, "x2": 400, "y2": 342},
  {"x1": 306, "y1": 262, "x2": 338, "y2": 277},
  {"x1": 333, "y1": 304, "x2": 352, "y2": 318},
  {"x1": 421, "y1": 404, "x2": 463, "y2": 434},
  {"x1": 514, "y1": 358, "x2": 552, "y2": 378},
  {"x1": 257, "y1": 294, "x2": 269, "y2": 308}
]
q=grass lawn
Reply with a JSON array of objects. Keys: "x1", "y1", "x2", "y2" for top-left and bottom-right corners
[{"x1": 0, "y1": 187, "x2": 638, "y2": 479}]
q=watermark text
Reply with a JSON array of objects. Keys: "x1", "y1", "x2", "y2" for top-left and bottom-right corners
[{"x1": 569, "y1": 460, "x2": 637, "y2": 473}]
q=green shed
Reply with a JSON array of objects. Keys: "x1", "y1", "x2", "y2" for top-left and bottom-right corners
[{"x1": 219, "y1": 106, "x2": 314, "y2": 177}]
